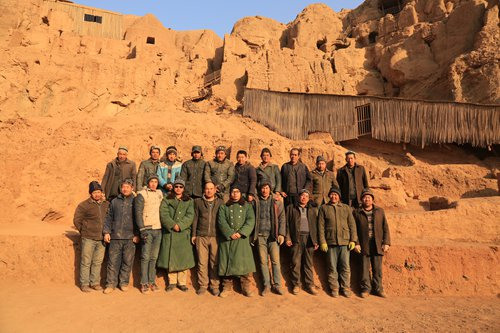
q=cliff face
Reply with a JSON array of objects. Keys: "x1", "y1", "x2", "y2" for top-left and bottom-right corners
[{"x1": 0, "y1": 0, "x2": 497, "y2": 117}]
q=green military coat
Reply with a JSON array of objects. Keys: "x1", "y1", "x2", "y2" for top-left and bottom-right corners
[
  {"x1": 157, "y1": 195, "x2": 195, "y2": 272},
  {"x1": 217, "y1": 200, "x2": 256, "y2": 276}
]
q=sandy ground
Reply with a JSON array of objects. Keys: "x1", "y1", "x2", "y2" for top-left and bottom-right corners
[{"x1": 0, "y1": 283, "x2": 498, "y2": 332}]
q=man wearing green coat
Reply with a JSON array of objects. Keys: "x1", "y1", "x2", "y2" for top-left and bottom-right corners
[
  {"x1": 217, "y1": 187, "x2": 256, "y2": 297},
  {"x1": 157, "y1": 179, "x2": 195, "y2": 292}
]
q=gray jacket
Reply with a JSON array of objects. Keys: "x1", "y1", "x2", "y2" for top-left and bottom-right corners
[
  {"x1": 180, "y1": 158, "x2": 206, "y2": 198},
  {"x1": 136, "y1": 158, "x2": 160, "y2": 190},
  {"x1": 103, "y1": 194, "x2": 138, "y2": 240},
  {"x1": 251, "y1": 196, "x2": 286, "y2": 243},
  {"x1": 204, "y1": 159, "x2": 235, "y2": 195},
  {"x1": 192, "y1": 196, "x2": 224, "y2": 237}
]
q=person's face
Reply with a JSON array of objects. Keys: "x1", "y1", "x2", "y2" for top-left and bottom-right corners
[
  {"x1": 91, "y1": 190, "x2": 103, "y2": 201},
  {"x1": 117, "y1": 151, "x2": 128, "y2": 162},
  {"x1": 167, "y1": 152, "x2": 176, "y2": 162},
  {"x1": 346, "y1": 154, "x2": 356, "y2": 167},
  {"x1": 121, "y1": 183, "x2": 133, "y2": 196},
  {"x1": 230, "y1": 188, "x2": 241, "y2": 201},
  {"x1": 204, "y1": 183, "x2": 216, "y2": 198},
  {"x1": 237, "y1": 153, "x2": 247, "y2": 165},
  {"x1": 261, "y1": 152, "x2": 271, "y2": 164},
  {"x1": 317, "y1": 160, "x2": 326, "y2": 171},
  {"x1": 362, "y1": 195, "x2": 373, "y2": 208},
  {"x1": 192, "y1": 151, "x2": 202, "y2": 160},
  {"x1": 150, "y1": 149, "x2": 160, "y2": 160},
  {"x1": 260, "y1": 185, "x2": 271, "y2": 198},
  {"x1": 148, "y1": 178, "x2": 158, "y2": 190},
  {"x1": 299, "y1": 193, "x2": 309, "y2": 205},
  {"x1": 329, "y1": 192, "x2": 340, "y2": 203},
  {"x1": 174, "y1": 184, "x2": 184, "y2": 196},
  {"x1": 216, "y1": 150, "x2": 226, "y2": 161},
  {"x1": 290, "y1": 150, "x2": 299, "y2": 164}
]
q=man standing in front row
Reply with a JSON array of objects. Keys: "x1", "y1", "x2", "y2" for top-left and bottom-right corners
[
  {"x1": 318, "y1": 186, "x2": 359, "y2": 298},
  {"x1": 102, "y1": 146, "x2": 137, "y2": 202},
  {"x1": 103, "y1": 179, "x2": 139, "y2": 294},
  {"x1": 285, "y1": 189, "x2": 319, "y2": 295},
  {"x1": 336, "y1": 151, "x2": 369, "y2": 208},
  {"x1": 136, "y1": 145, "x2": 161, "y2": 191},
  {"x1": 353, "y1": 188, "x2": 391, "y2": 298},
  {"x1": 73, "y1": 181, "x2": 109, "y2": 292},
  {"x1": 134, "y1": 174, "x2": 164, "y2": 294},
  {"x1": 192, "y1": 182, "x2": 224, "y2": 296},
  {"x1": 281, "y1": 148, "x2": 312, "y2": 207},
  {"x1": 204, "y1": 146, "x2": 235, "y2": 201},
  {"x1": 217, "y1": 187, "x2": 256, "y2": 297},
  {"x1": 180, "y1": 145, "x2": 206, "y2": 199},
  {"x1": 252, "y1": 181, "x2": 286, "y2": 296}
]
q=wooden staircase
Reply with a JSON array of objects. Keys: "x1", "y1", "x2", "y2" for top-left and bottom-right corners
[{"x1": 183, "y1": 70, "x2": 221, "y2": 113}]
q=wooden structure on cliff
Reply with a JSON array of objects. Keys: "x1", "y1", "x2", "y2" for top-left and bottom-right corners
[
  {"x1": 44, "y1": 0, "x2": 123, "y2": 39},
  {"x1": 243, "y1": 88, "x2": 500, "y2": 148}
]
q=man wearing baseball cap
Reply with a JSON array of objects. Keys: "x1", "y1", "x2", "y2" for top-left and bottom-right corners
[
  {"x1": 101, "y1": 146, "x2": 137, "y2": 202},
  {"x1": 318, "y1": 186, "x2": 359, "y2": 298},
  {"x1": 73, "y1": 181, "x2": 110, "y2": 292},
  {"x1": 180, "y1": 145, "x2": 206, "y2": 199},
  {"x1": 204, "y1": 146, "x2": 235, "y2": 201},
  {"x1": 353, "y1": 188, "x2": 391, "y2": 298}
]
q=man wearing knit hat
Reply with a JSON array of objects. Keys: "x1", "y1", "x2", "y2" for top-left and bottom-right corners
[
  {"x1": 336, "y1": 150, "x2": 369, "y2": 208},
  {"x1": 318, "y1": 186, "x2": 359, "y2": 298},
  {"x1": 353, "y1": 188, "x2": 391, "y2": 298},
  {"x1": 158, "y1": 146, "x2": 183, "y2": 194},
  {"x1": 311, "y1": 155, "x2": 339, "y2": 207},
  {"x1": 180, "y1": 145, "x2": 206, "y2": 199},
  {"x1": 134, "y1": 174, "x2": 164, "y2": 294},
  {"x1": 73, "y1": 181, "x2": 110, "y2": 292},
  {"x1": 101, "y1": 146, "x2": 137, "y2": 202},
  {"x1": 204, "y1": 146, "x2": 235, "y2": 201},
  {"x1": 136, "y1": 145, "x2": 161, "y2": 191}
]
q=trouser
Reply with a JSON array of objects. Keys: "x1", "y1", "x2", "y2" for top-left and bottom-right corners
[
  {"x1": 290, "y1": 233, "x2": 315, "y2": 288},
  {"x1": 79, "y1": 237, "x2": 106, "y2": 287},
  {"x1": 196, "y1": 236, "x2": 220, "y2": 290},
  {"x1": 106, "y1": 239, "x2": 136, "y2": 288},
  {"x1": 257, "y1": 235, "x2": 282, "y2": 288},
  {"x1": 140, "y1": 229, "x2": 162, "y2": 285},
  {"x1": 222, "y1": 274, "x2": 252, "y2": 291},
  {"x1": 168, "y1": 270, "x2": 188, "y2": 286},
  {"x1": 326, "y1": 245, "x2": 350, "y2": 291},
  {"x1": 361, "y1": 240, "x2": 384, "y2": 292}
]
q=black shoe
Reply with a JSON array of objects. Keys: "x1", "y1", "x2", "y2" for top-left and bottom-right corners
[
  {"x1": 166, "y1": 284, "x2": 176, "y2": 292},
  {"x1": 272, "y1": 286, "x2": 284, "y2": 295},
  {"x1": 178, "y1": 285, "x2": 189, "y2": 292},
  {"x1": 341, "y1": 289, "x2": 352, "y2": 298},
  {"x1": 305, "y1": 286, "x2": 318, "y2": 295}
]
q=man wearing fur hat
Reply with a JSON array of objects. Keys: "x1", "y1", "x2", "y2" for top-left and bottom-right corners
[
  {"x1": 204, "y1": 146, "x2": 235, "y2": 201},
  {"x1": 336, "y1": 150, "x2": 369, "y2": 208},
  {"x1": 318, "y1": 186, "x2": 359, "y2": 298},
  {"x1": 311, "y1": 155, "x2": 339, "y2": 207},
  {"x1": 134, "y1": 174, "x2": 164, "y2": 294},
  {"x1": 353, "y1": 188, "x2": 391, "y2": 298},
  {"x1": 103, "y1": 179, "x2": 139, "y2": 294},
  {"x1": 73, "y1": 181, "x2": 110, "y2": 292},
  {"x1": 136, "y1": 145, "x2": 161, "y2": 191},
  {"x1": 180, "y1": 145, "x2": 206, "y2": 199},
  {"x1": 101, "y1": 146, "x2": 137, "y2": 202},
  {"x1": 158, "y1": 146, "x2": 183, "y2": 194},
  {"x1": 157, "y1": 179, "x2": 195, "y2": 292}
]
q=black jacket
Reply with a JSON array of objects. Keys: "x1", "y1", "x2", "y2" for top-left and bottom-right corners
[
  {"x1": 285, "y1": 201, "x2": 318, "y2": 245},
  {"x1": 103, "y1": 194, "x2": 138, "y2": 240},
  {"x1": 336, "y1": 164, "x2": 369, "y2": 204},
  {"x1": 192, "y1": 196, "x2": 224, "y2": 237},
  {"x1": 233, "y1": 162, "x2": 257, "y2": 197},
  {"x1": 281, "y1": 161, "x2": 312, "y2": 195},
  {"x1": 180, "y1": 158, "x2": 206, "y2": 198},
  {"x1": 353, "y1": 205, "x2": 391, "y2": 256}
]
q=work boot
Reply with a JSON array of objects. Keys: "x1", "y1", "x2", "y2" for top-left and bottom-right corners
[
  {"x1": 119, "y1": 285, "x2": 129, "y2": 292},
  {"x1": 209, "y1": 288, "x2": 220, "y2": 297},
  {"x1": 165, "y1": 284, "x2": 176, "y2": 292},
  {"x1": 196, "y1": 288, "x2": 207, "y2": 295},
  {"x1": 305, "y1": 285, "x2": 318, "y2": 295},
  {"x1": 80, "y1": 285, "x2": 91, "y2": 293},
  {"x1": 141, "y1": 284, "x2": 150, "y2": 294},
  {"x1": 178, "y1": 285, "x2": 189, "y2": 292},
  {"x1": 341, "y1": 289, "x2": 352, "y2": 298},
  {"x1": 91, "y1": 285, "x2": 102, "y2": 291},
  {"x1": 360, "y1": 291, "x2": 370, "y2": 298},
  {"x1": 292, "y1": 286, "x2": 300, "y2": 295},
  {"x1": 261, "y1": 287, "x2": 270, "y2": 296},
  {"x1": 150, "y1": 284, "x2": 160, "y2": 292},
  {"x1": 374, "y1": 290, "x2": 387, "y2": 298},
  {"x1": 242, "y1": 289, "x2": 254, "y2": 297},
  {"x1": 272, "y1": 286, "x2": 283, "y2": 296},
  {"x1": 103, "y1": 287, "x2": 114, "y2": 294},
  {"x1": 329, "y1": 289, "x2": 339, "y2": 298}
]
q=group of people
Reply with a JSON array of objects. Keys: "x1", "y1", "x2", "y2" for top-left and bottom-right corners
[{"x1": 73, "y1": 145, "x2": 391, "y2": 298}]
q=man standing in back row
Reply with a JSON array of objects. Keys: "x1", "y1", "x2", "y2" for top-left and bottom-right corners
[
  {"x1": 311, "y1": 156, "x2": 338, "y2": 207},
  {"x1": 256, "y1": 148, "x2": 282, "y2": 197},
  {"x1": 336, "y1": 151, "x2": 369, "y2": 208},
  {"x1": 204, "y1": 146, "x2": 235, "y2": 201},
  {"x1": 180, "y1": 145, "x2": 206, "y2": 199},
  {"x1": 102, "y1": 146, "x2": 137, "y2": 202},
  {"x1": 136, "y1": 145, "x2": 161, "y2": 191},
  {"x1": 281, "y1": 148, "x2": 312, "y2": 207}
]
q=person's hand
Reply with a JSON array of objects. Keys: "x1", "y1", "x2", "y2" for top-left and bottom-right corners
[
  {"x1": 314, "y1": 244, "x2": 319, "y2": 251},
  {"x1": 140, "y1": 231, "x2": 148, "y2": 241},
  {"x1": 286, "y1": 240, "x2": 293, "y2": 247},
  {"x1": 166, "y1": 184, "x2": 173, "y2": 191},
  {"x1": 320, "y1": 243, "x2": 328, "y2": 252},
  {"x1": 348, "y1": 242, "x2": 356, "y2": 251},
  {"x1": 277, "y1": 235, "x2": 285, "y2": 245},
  {"x1": 103, "y1": 234, "x2": 111, "y2": 243},
  {"x1": 191, "y1": 236, "x2": 196, "y2": 245},
  {"x1": 133, "y1": 236, "x2": 140, "y2": 244},
  {"x1": 383, "y1": 244, "x2": 390, "y2": 252},
  {"x1": 247, "y1": 194, "x2": 254, "y2": 202},
  {"x1": 230, "y1": 233, "x2": 239, "y2": 240},
  {"x1": 280, "y1": 192, "x2": 287, "y2": 198},
  {"x1": 354, "y1": 245, "x2": 361, "y2": 253},
  {"x1": 173, "y1": 224, "x2": 180, "y2": 232}
]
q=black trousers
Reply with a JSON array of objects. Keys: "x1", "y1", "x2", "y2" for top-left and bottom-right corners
[
  {"x1": 290, "y1": 233, "x2": 315, "y2": 288},
  {"x1": 360, "y1": 240, "x2": 383, "y2": 292}
]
